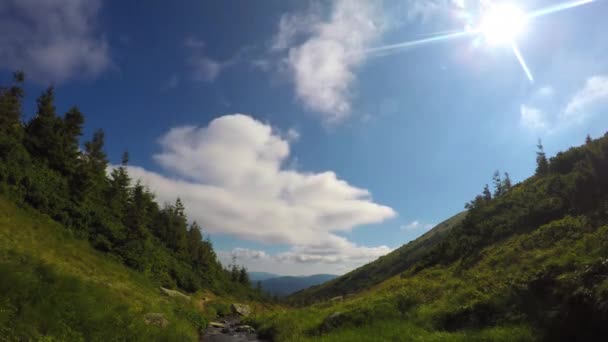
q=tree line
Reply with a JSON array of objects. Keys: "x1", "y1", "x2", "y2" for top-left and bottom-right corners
[{"x1": 0, "y1": 72, "x2": 257, "y2": 296}]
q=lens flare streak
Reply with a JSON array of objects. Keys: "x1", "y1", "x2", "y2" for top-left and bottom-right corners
[
  {"x1": 363, "y1": 0, "x2": 595, "y2": 82},
  {"x1": 364, "y1": 30, "x2": 476, "y2": 56},
  {"x1": 511, "y1": 42, "x2": 534, "y2": 82},
  {"x1": 528, "y1": 0, "x2": 594, "y2": 19}
]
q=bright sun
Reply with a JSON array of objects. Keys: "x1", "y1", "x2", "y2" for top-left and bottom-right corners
[{"x1": 479, "y1": 3, "x2": 528, "y2": 45}]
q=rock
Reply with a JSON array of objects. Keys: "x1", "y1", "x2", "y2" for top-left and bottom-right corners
[
  {"x1": 144, "y1": 313, "x2": 169, "y2": 328},
  {"x1": 231, "y1": 303, "x2": 251, "y2": 316},
  {"x1": 236, "y1": 325, "x2": 256, "y2": 333},
  {"x1": 321, "y1": 312, "x2": 344, "y2": 332},
  {"x1": 329, "y1": 295, "x2": 343, "y2": 302},
  {"x1": 209, "y1": 321, "x2": 227, "y2": 328},
  {"x1": 160, "y1": 287, "x2": 191, "y2": 301},
  {"x1": 221, "y1": 327, "x2": 231, "y2": 333}
]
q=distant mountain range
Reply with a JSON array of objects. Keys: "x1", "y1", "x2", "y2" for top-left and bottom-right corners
[
  {"x1": 249, "y1": 273, "x2": 338, "y2": 296},
  {"x1": 248, "y1": 272, "x2": 281, "y2": 282}
]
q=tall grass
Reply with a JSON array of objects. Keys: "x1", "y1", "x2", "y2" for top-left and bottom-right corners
[{"x1": 0, "y1": 197, "x2": 205, "y2": 340}]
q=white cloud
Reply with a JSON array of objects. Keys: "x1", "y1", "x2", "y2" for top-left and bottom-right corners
[
  {"x1": 190, "y1": 56, "x2": 223, "y2": 82},
  {"x1": 400, "y1": 220, "x2": 434, "y2": 231},
  {"x1": 127, "y1": 114, "x2": 396, "y2": 274},
  {"x1": 520, "y1": 105, "x2": 547, "y2": 130},
  {"x1": 218, "y1": 241, "x2": 392, "y2": 276},
  {"x1": 536, "y1": 86, "x2": 555, "y2": 98},
  {"x1": 0, "y1": 0, "x2": 110, "y2": 83},
  {"x1": 520, "y1": 75, "x2": 608, "y2": 133},
  {"x1": 230, "y1": 248, "x2": 268, "y2": 260},
  {"x1": 563, "y1": 76, "x2": 608, "y2": 121},
  {"x1": 273, "y1": 0, "x2": 383, "y2": 122}
]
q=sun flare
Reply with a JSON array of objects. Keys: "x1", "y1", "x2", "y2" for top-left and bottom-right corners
[{"x1": 479, "y1": 3, "x2": 528, "y2": 45}]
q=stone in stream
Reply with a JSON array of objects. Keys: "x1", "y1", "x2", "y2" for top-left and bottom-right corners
[
  {"x1": 209, "y1": 322, "x2": 227, "y2": 328},
  {"x1": 235, "y1": 325, "x2": 255, "y2": 333}
]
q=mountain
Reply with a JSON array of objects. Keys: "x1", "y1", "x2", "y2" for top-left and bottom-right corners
[
  {"x1": 253, "y1": 133, "x2": 608, "y2": 341},
  {"x1": 288, "y1": 211, "x2": 467, "y2": 304},
  {"x1": 249, "y1": 272, "x2": 281, "y2": 282},
  {"x1": 259, "y1": 274, "x2": 338, "y2": 297}
]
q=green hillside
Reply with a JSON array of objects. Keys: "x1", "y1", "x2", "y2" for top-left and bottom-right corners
[
  {"x1": 0, "y1": 73, "x2": 267, "y2": 340},
  {"x1": 289, "y1": 211, "x2": 467, "y2": 304},
  {"x1": 0, "y1": 196, "x2": 207, "y2": 340},
  {"x1": 251, "y1": 134, "x2": 608, "y2": 341}
]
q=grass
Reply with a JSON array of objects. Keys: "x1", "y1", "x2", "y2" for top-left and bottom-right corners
[
  {"x1": 289, "y1": 212, "x2": 467, "y2": 304},
  {"x1": 0, "y1": 197, "x2": 205, "y2": 341},
  {"x1": 251, "y1": 216, "x2": 608, "y2": 341}
]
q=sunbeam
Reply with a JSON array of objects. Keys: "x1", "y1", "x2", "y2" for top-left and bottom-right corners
[
  {"x1": 364, "y1": 30, "x2": 475, "y2": 56},
  {"x1": 528, "y1": 0, "x2": 595, "y2": 19},
  {"x1": 363, "y1": 0, "x2": 595, "y2": 82},
  {"x1": 511, "y1": 42, "x2": 534, "y2": 82}
]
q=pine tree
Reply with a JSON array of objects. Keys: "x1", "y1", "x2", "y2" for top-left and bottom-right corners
[
  {"x1": 25, "y1": 87, "x2": 63, "y2": 166},
  {"x1": 0, "y1": 71, "x2": 25, "y2": 137},
  {"x1": 187, "y1": 222, "x2": 204, "y2": 266},
  {"x1": 76, "y1": 129, "x2": 109, "y2": 199},
  {"x1": 586, "y1": 134, "x2": 592, "y2": 145},
  {"x1": 535, "y1": 139, "x2": 549, "y2": 176},
  {"x1": 503, "y1": 172, "x2": 512, "y2": 192},
  {"x1": 493, "y1": 170, "x2": 503, "y2": 197},
  {"x1": 482, "y1": 184, "x2": 492, "y2": 202},
  {"x1": 108, "y1": 151, "x2": 131, "y2": 224},
  {"x1": 239, "y1": 266, "x2": 250, "y2": 285}
]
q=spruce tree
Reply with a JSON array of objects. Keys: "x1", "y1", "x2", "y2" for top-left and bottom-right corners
[
  {"x1": 493, "y1": 170, "x2": 503, "y2": 197},
  {"x1": 535, "y1": 139, "x2": 549, "y2": 176},
  {"x1": 482, "y1": 184, "x2": 492, "y2": 202},
  {"x1": 239, "y1": 266, "x2": 250, "y2": 285},
  {"x1": 503, "y1": 172, "x2": 512, "y2": 192}
]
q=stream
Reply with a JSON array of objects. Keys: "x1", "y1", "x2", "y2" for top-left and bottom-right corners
[{"x1": 201, "y1": 316, "x2": 265, "y2": 342}]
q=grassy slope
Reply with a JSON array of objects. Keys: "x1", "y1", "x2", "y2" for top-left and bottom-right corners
[
  {"x1": 0, "y1": 196, "x2": 253, "y2": 341},
  {"x1": 252, "y1": 216, "x2": 608, "y2": 341},
  {"x1": 289, "y1": 211, "x2": 467, "y2": 303},
  {"x1": 255, "y1": 136, "x2": 608, "y2": 341}
]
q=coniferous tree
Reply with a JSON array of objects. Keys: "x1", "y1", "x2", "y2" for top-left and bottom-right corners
[
  {"x1": 0, "y1": 71, "x2": 24, "y2": 137},
  {"x1": 536, "y1": 139, "x2": 549, "y2": 176},
  {"x1": 25, "y1": 87, "x2": 63, "y2": 167},
  {"x1": 493, "y1": 171, "x2": 503, "y2": 197},
  {"x1": 503, "y1": 172, "x2": 512, "y2": 192},
  {"x1": 482, "y1": 184, "x2": 492, "y2": 202},
  {"x1": 239, "y1": 266, "x2": 250, "y2": 285},
  {"x1": 586, "y1": 134, "x2": 592, "y2": 144},
  {"x1": 108, "y1": 151, "x2": 131, "y2": 224}
]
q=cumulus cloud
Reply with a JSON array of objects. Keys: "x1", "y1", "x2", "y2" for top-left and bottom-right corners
[
  {"x1": 563, "y1": 76, "x2": 608, "y2": 121},
  {"x1": 520, "y1": 105, "x2": 548, "y2": 130},
  {"x1": 520, "y1": 75, "x2": 608, "y2": 133},
  {"x1": 272, "y1": 0, "x2": 383, "y2": 122},
  {"x1": 400, "y1": 220, "x2": 434, "y2": 231},
  {"x1": 230, "y1": 248, "x2": 268, "y2": 260},
  {"x1": 0, "y1": 0, "x2": 110, "y2": 83},
  {"x1": 127, "y1": 114, "x2": 396, "y2": 273}
]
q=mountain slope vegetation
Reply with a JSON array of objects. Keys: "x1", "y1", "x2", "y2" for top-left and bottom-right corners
[
  {"x1": 251, "y1": 134, "x2": 608, "y2": 341},
  {"x1": 0, "y1": 73, "x2": 265, "y2": 339},
  {"x1": 289, "y1": 212, "x2": 466, "y2": 304}
]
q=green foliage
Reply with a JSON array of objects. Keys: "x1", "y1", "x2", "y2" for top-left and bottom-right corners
[
  {"x1": 0, "y1": 73, "x2": 260, "y2": 304},
  {"x1": 274, "y1": 133, "x2": 608, "y2": 341}
]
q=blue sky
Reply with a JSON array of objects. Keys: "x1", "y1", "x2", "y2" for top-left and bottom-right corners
[{"x1": 2, "y1": 0, "x2": 608, "y2": 275}]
